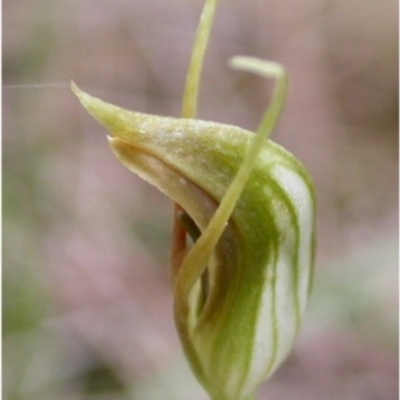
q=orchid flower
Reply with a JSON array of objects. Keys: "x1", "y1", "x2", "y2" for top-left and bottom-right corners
[{"x1": 72, "y1": 1, "x2": 316, "y2": 399}]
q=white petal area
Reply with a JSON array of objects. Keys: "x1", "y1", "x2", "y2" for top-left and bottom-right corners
[
  {"x1": 272, "y1": 165, "x2": 315, "y2": 314},
  {"x1": 242, "y1": 164, "x2": 315, "y2": 396},
  {"x1": 271, "y1": 224, "x2": 298, "y2": 366},
  {"x1": 243, "y1": 201, "x2": 297, "y2": 395},
  {"x1": 241, "y1": 260, "x2": 276, "y2": 397}
]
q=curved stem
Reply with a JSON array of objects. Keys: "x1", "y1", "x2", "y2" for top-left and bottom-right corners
[
  {"x1": 230, "y1": 56, "x2": 289, "y2": 137},
  {"x1": 175, "y1": 57, "x2": 289, "y2": 319}
]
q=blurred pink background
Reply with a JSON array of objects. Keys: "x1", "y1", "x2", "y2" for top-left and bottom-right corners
[{"x1": 3, "y1": 0, "x2": 398, "y2": 399}]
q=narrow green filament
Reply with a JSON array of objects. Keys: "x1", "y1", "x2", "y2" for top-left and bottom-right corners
[
  {"x1": 175, "y1": 58, "x2": 289, "y2": 316},
  {"x1": 230, "y1": 57, "x2": 289, "y2": 138},
  {"x1": 181, "y1": 0, "x2": 219, "y2": 119}
]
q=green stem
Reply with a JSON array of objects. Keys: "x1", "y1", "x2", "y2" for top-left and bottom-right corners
[
  {"x1": 176, "y1": 57, "x2": 289, "y2": 308},
  {"x1": 181, "y1": 0, "x2": 219, "y2": 119}
]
